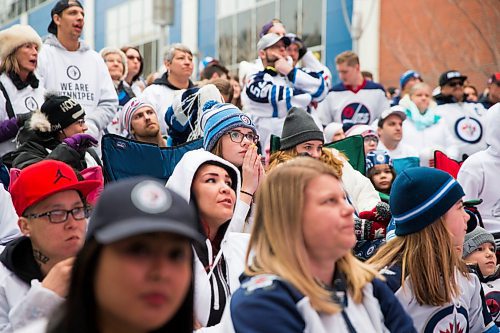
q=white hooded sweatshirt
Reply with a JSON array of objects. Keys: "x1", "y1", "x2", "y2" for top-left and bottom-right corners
[
  {"x1": 458, "y1": 104, "x2": 500, "y2": 233},
  {"x1": 37, "y1": 34, "x2": 118, "y2": 139},
  {"x1": 166, "y1": 149, "x2": 250, "y2": 332}
]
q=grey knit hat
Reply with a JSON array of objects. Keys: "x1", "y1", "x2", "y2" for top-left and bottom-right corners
[
  {"x1": 279, "y1": 107, "x2": 324, "y2": 150},
  {"x1": 463, "y1": 226, "x2": 496, "y2": 258}
]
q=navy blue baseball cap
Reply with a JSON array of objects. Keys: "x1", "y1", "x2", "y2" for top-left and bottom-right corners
[
  {"x1": 48, "y1": 0, "x2": 83, "y2": 34},
  {"x1": 87, "y1": 177, "x2": 203, "y2": 244}
]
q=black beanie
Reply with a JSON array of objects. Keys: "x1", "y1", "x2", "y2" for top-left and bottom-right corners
[
  {"x1": 41, "y1": 95, "x2": 85, "y2": 132},
  {"x1": 279, "y1": 107, "x2": 324, "y2": 150}
]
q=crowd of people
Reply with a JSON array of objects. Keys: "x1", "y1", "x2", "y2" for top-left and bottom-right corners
[{"x1": 0, "y1": 0, "x2": 499, "y2": 332}]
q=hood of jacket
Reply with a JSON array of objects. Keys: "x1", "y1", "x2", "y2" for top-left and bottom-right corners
[
  {"x1": 166, "y1": 149, "x2": 241, "y2": 204},
  {"x1": 485, "y1": 104, "x2": 500, "y2": 153},
  {"x1": 0, "y1": 236, "x2": 44, "y2": 285},
  {"x1": 44, "y1": 33, "x2": 91, "y2": 52}
]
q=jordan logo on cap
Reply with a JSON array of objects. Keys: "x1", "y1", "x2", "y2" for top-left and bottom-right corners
[{"x1": 54, "y1": 168, "x2": 71, "y2": 184}]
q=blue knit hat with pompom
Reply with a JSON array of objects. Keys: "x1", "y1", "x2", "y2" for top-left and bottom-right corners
[{"x1": 200, "y1": 101, "x2": 256, "y2": 151}]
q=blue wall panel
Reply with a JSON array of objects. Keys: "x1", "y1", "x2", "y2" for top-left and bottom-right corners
[
  {"x1": 325, "y1": 0, "x2": 353, "y2": 84},
  {"x1": 27, "y1": 1, "x2": 55, "y2": 39},
  {"x1": 167, "y1": 0, "x2": 182, "y2": 44},
  {"x1": 197, "y1": 0, "x2": 216, "y2": 60}
]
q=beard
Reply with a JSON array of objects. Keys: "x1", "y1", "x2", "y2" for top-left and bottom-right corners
[{"x1": 135, "y1": 123, "x2": 160, "y2": 138}]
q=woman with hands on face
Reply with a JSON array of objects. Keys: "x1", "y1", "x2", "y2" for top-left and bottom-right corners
[{"x1": 200, "y1": 101, "x2": 265, "y2": 231}]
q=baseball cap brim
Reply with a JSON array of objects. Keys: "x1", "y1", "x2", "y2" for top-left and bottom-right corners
[
  {"x1": 19, "y1": 179, "x2": 101, "y2": 216},
  {"x1": 258, "y1": 34, "x2": 291, "y2": 51},
  {"x1": 92, "y1": 217, "x2": 205, "y2": 245}
]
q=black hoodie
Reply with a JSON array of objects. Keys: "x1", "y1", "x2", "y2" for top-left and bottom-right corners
[{"x1": 0, "y1": 237, "x2": 43, "y2": 285}]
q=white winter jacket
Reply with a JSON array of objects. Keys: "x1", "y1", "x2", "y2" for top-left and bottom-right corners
[
  {"x1": 0, "y1": 237, "x2": 63, "y2": 333},
  {"x1": 166, "y1": 149, "x2": 250, "y2": 332}
]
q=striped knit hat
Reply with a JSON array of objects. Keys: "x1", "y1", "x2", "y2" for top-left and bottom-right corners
[
  {"x1": 391, "y1": 167, "x2": 465, "y2": 236},
  {"x1": 200, "y1": 101, "x2": 256, "y2": 151},
  {"x1": 120, "y1": 97, "x2": 156, "y2": 136}
]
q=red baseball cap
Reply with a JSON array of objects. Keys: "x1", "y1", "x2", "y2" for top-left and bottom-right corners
[{"x1": 10, "y1": 160, "x2": 101, "y2": 216}]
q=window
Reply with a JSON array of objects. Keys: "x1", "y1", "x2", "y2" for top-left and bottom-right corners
[
  {"x1": 217, "y1": 0, "x2": 325, "y2": 73},
  {"x1": 0, "y1": 0, "x2": 48, "y2": 24}
]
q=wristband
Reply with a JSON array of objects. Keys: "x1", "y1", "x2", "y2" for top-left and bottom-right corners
[{"x1": 240, "y1": 190, "x2": 253, "y2": 198}]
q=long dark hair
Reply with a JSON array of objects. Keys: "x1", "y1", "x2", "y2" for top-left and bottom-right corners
[{"x1": 46, "y1": 238, "x2": 195, "y2": 333}]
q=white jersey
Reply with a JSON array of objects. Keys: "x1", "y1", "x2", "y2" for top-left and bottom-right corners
[
  {"x1": 0, "y1": 74, "x2": 45, "y2": 156},
  {"x1": 242, "y1": 67, "x2": 327, "y2": 149},
  {"x1": 37, "y1": 34, "x2": 118, "y2": 139},
  {"x1": 481, "y1": 272, "x2": 500, "y2": 327},
  {"x1": 378, "y1": 141, "x2": 419, "y2": 160},
  {"x1": 317, "y1": 80, "x2": 389, "y2": 129},
  {"x1": 434, "y1": 101, "x2": 487, "y2": 160},
  {"x1": 382, "y1": 264, "x2": 497, "y2": 333}
]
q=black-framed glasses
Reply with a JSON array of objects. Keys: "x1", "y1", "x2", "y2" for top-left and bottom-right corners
[
  {"x1": 227, "y1": 131, "x2": 259, "y2": 144},
  {"x1": 447, "y1": 81, "x2": 464, "y2": 87},
  {"x1": 24, "y1": 206, "x2": 90, "y2": 224}
]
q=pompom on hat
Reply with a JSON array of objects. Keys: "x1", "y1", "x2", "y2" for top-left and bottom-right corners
[
  {"x1": 200, "y1": 101, "x2": 256, "y2": 151},
  {"x1": 0, "y1": 24, "x2": 42, "y2": 60},
  {"x1": 390, "y1": 167, "x2": 465, "y2": 236}
]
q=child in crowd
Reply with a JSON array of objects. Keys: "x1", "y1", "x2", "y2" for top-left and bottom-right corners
[
  {"x1": 365, "y1": 150, "x2": 396, "y2": 201},
  {"x1": 463, "y1": 226, "x2": 500, "y2": 326}
]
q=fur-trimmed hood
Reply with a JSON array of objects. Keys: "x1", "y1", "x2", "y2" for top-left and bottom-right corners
[
  {"x1": 0, "y1": 25, "x2": 42, "y2": 60},
  {"x1": 28, "y1": 109, "x2": 52, "y2": 133}
]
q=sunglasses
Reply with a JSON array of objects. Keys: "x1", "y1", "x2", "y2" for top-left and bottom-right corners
[
  {"x1": 127, "y1": 55, "x2": 141, "y2": 61},
  {"x1": 447, "y1": 81, "x2": 464, "y2": 87}
]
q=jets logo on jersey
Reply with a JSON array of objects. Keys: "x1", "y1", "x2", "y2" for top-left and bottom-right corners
[
  {"x1": 485, "y1": 290, "x2": 500, "y2": 322},
  {"x1": 424, "y1": 305, "x2": 468, "y2": 333},
  {"x1": 24, "y1": 96, "x2": 38, "y2": 111},
  {"x1": 341, "y1": 103, "x2": 370, "y2": 128},
  {"x1": 454, "y1": 116, "x2": 482, "y2": 144},
  {"x1": 66, "y1": 65, "x2": 81, "y2": 80}
]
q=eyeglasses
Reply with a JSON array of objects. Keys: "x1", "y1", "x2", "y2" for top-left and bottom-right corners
[
  {"x1": 24, "y1": 206, "x2": 90, "y2": 224},
  {"x1": 447, "y1": 81, "x2": 464, "y2": 87},
  {"x1": 127, "y1": 55, "x2": 141, "y2": 61},
  {"x1": 364, "y1": 136, "x2": 379, "y2": 144},
  {"x1": 226, "y1": 131, "x2": 259, "y2": 144}
]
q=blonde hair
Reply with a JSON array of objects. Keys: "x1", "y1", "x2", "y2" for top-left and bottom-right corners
[
  {"x1": 0, "y1": 52, "x2": 19, "y2": 74},
  {"x1": 268, "y1": 147, "x2": 344, "y2": 178},
  {"x1": 335, "y1": 51, "x2": 359, "y2": 67},
  {"x1": 368, "y1": 218, "x2": 468, "y2": 306},
  {"x1": 248, "y1": 157, "x2": 378, "y2": 314},
  {"x1": 210, "y1": 139, "x2": 224, "y2": 159}
]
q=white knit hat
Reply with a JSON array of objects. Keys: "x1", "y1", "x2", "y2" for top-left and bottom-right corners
[{"x1": 0, "y1": 25, "x2": 42, "y2": 60}]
